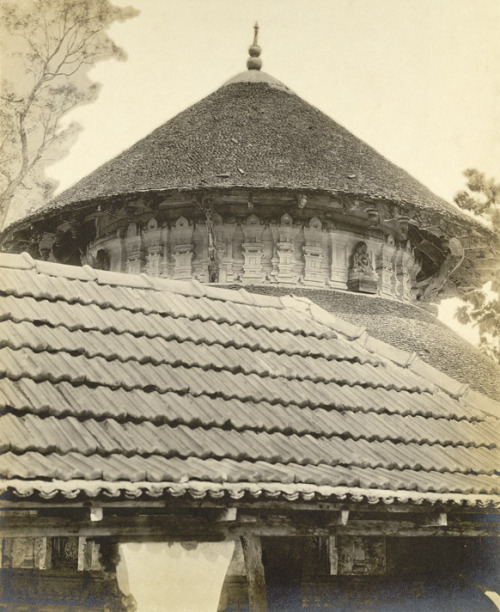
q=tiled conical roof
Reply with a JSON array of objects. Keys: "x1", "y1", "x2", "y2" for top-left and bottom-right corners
[{"x1": 43, "y1": 75, "x2": 466, "y2": 222}]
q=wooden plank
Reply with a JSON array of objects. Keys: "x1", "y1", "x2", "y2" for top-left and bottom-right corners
[
  {"x1": 0, "y1": 514, "x2": 498, "y2": 539},
  {"x1": 241, "y1": 536, "x2": 267, "y2": 612}
]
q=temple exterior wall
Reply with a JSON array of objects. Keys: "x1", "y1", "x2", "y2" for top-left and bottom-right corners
[{"x1": 85, "y1": 204, "x2": 420, "y2": 304}]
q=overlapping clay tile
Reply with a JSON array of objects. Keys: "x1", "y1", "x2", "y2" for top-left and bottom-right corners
[{"x1": 0, "y1": 255, "x2": 498, "y2": 505}]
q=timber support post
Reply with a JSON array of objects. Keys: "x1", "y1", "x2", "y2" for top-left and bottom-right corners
[{"x1": 241, "y1": 535, "x2": 267, "y2": 612}]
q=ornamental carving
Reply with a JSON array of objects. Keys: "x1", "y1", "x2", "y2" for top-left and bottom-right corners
[{"x1": 348, "y1": 241, "x2": 377, "y2": 294}]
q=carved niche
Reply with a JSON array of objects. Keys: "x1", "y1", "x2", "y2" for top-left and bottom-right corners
[
  {"x1": 241, "y1": 214, "x2": 265, "y2": 282},
  {"x1": 348, "y1": 241, "x2": 377, "y2": 294},
  {"x1": 303, "y1": 217, "x2": 325, "y2": 287},
  {"x1": 171, "y1": 216, "x2": 193, "y2": 280},
  {"x1": 93, "y1": 248, "x2": 110, "y2": 271}
]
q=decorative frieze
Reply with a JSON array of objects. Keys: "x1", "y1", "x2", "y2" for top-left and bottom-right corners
[
  {"x1": 83, "y1": 209, "x2": 424, "y2": 301},
  {"x1": 1, "y1": 537, "x2": 101, "y2": 572}
]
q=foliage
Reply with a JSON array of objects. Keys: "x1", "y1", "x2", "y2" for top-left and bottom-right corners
[
  {"x1": 456, "y1": 288, "x2": 500, "y2": 362},
  {"x1": 0, "y1": 0, "x2": 138, "y2": 228},
  {"x1": 454, "y1": 169, "x2": 500, "y2": 229},
  {"x1": 454, "y1": 169, "x2": 500, "y2": 363}
]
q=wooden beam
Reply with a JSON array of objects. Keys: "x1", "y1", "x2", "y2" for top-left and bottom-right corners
[
  {"x1": 0, "y1": 513, "x2": 498, "y2": 539},
  {"x1": 241, "y1": 536, "x2": 267, "y2": 612},
  {"x1": 417, "y1": 512, "x2": 447, "y2": 527},
  {"x1": 1, "y1": 499, "x2": 496, "y2": 516},
  {"x1": 216, "y1": 508, "x2": 237, "y2": 522},
  {"x1": 90, "y1": 507, "x2": 103, "y2": 522},
  {"x1": 338, "y1": 510, "x2": 350, "y2": 525}
]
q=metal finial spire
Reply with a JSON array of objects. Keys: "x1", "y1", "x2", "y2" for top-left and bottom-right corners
[
  {"x1": 247, "y1": 22, "x2": 262, "y2": 70},
  {"x1": 253, "y1": 22, "x2": 259, "y2": 45}
]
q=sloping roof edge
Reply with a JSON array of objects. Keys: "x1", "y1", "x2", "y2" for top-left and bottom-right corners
[{"x1": 2, "y1": 479, "x2": 498, "y2": 508}]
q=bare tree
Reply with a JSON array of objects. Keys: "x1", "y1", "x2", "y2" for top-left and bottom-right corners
[{"x1": 0, "y1": 0, "x2": 138, "y2": 228}]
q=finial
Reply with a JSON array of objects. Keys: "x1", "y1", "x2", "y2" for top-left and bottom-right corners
[
  {"x1": 253, "y1": 22, "x2": 259, "y2": 45},
  {"x1": 247, "y1": 22, "x2": 262, "y2": 70}
]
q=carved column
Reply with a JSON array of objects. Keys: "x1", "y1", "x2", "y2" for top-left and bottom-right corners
[
  {"x1": 171, "y1": 216, "x2": 194, "y2": 280},
  {"x1": 329, "y1": 230, "x2": 350, "y2": 290},
  {"x1": 160, "y1": 227, "x2": 171, "y2": 277},
  {"x1": 144, "y1": 217, "x2": 163, "y2": 277},
  {"x1": 377, "y1": 234, "x2": 396, "y2": 298},
  {"x1": 401, "y1": 242, "x2": 414, "y2": 301},
  {"x1": 212, "y1": 214, "x2": 231, "y2": 283},
  {"x1": 293, "y1": 225, "x2": 305, "y2": 283},
  {"x1": 276, "y1": 213, "x2": 299, "y2": 284},
  {"x1": 303, "y1": 217, "x2": 326, "y2": 287},
  {"x1": 269, "y1": 222, "x2": 279, "y2": 282},
  {"x1": 242, "y1": 214, "x2": 265, "y2": 283},
  {"x1": 192, "y1": 222, "x2": 210, "y2": 283},
  {"x1": 393, "y1": 245, "x2": 404, "y2": 299},
  {"x1": 231, "y1": 223, "x2": 245, "y2": 281},
  {"x1": 125, "y1": 222, "x2": 145, "y2": 274},
  {"x1": 261, "y1": 225, "x2": 274, "y2": 282}
]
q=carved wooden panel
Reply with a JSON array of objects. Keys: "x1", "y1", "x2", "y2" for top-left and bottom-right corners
[{"x1": 328, "y1": 536, "x2": 386, "y2": 575}]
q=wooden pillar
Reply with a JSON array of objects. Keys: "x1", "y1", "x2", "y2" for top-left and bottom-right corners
[{"x1": 241, "y1": 535, "x2": 267, "y2": 612}]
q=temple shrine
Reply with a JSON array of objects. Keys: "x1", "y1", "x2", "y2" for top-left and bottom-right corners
[{"x1": 0, "y1": 25, "x2": 499, "y2": 611}]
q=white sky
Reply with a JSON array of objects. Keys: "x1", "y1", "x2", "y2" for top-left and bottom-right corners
[{"x1": 48, "y1": 0, "x2": 500, "y2": 204}]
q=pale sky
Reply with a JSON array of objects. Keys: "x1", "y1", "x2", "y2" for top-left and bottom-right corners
[{"x1": 48, "y1": 0, "x2": 500, "y2": 205}]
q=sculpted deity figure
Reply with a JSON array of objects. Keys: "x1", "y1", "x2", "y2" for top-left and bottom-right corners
[{"x1": 352, "y1": 242, "x2": 372, "y2": 274}]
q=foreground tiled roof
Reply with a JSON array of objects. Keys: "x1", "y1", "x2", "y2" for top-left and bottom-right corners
[
  {"x1": 0, "y1": 253, "x2": 498, "y2": 507},
  {"x1": 237, "y1": 286, "x2": 500, "y2": 400},
  {"x1": 34, "y1": 81, "x2": 470, "y2": 224}
]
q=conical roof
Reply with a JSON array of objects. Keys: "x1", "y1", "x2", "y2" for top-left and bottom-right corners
[{"x1": 45, "y1": 73, "x2": 464, "y2": 221}]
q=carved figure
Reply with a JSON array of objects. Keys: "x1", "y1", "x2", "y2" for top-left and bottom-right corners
[{"x1": 352, "y1": 242, "x2": 372, "y2": 274}]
